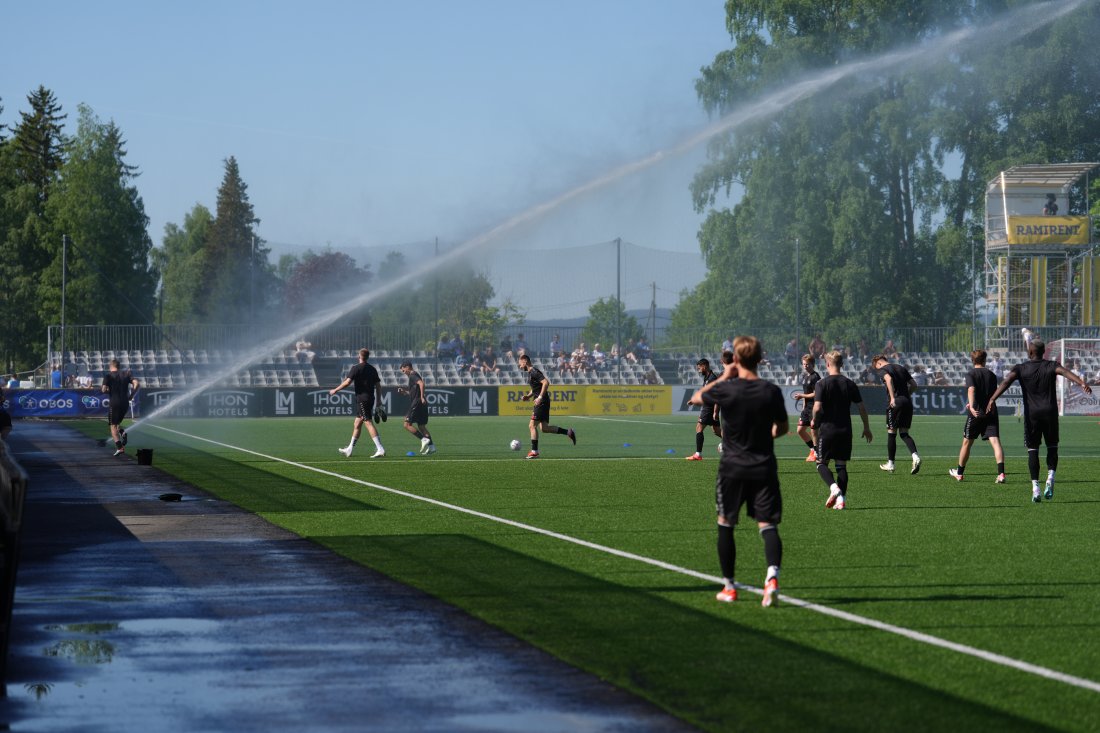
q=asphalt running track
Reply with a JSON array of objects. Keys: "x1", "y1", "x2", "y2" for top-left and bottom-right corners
[{"x1": 2, "y1": 421, "x2": 692, "y2": 733}]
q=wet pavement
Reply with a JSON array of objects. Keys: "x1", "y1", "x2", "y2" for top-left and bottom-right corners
[{"x1": 2, "y1": 422, "x2": 693, "y2": 732}]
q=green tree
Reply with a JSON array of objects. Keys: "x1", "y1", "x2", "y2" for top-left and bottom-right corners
[
  {"x1": 581, "y1": 296, "x2": 641, "y2": 350},
  {"x1": 153, "y1": 204, "x2": 213, "y2": 323},
  {"x1": 673, "y1": 2, "x2": 1100, "y2": 345},
  {"x1": 377, "y1": 250, "x2": 406, "y2": 281},
  {"x1": 42, "y1": 105, "x2": 157, "y2": 328},
  {"x1": 0, "y1": 87, "x2": 67, "y2": 370},
  {"x1": 283, "y1": 249, "x2": 371, "y2": 318},
  {"x1": 201, "y1": 156, "x2": 268, "y2": 323}
]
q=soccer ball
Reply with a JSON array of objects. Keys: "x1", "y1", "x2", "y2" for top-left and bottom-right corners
[{"x1": 509, "y1": 439, "x2": 521, "y2": 451}]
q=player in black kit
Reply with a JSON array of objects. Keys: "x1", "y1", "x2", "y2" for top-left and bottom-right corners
[
  {"x1": 518, "y1": 353, "x2": 575, "y2": 459},
  {"x1": 686, "y1": 358, "x2": 723, "y2": 461},
  {"x1": 330, "y1": 348, "x2": 386, "y2": 458},
  {"x1": 398, "y1": 360, "x2": 436, "y2": 454},
  {"x1": 812, "y1": 351, "x2": 872, "y2": 510},
  {"x1": 690, "y1": 336, "x2": 787, "y2": 608},
  {"x1": 987, "y1": 339, "x2": 1093, "y2": 502},
  {"x1": 949, "y1": 349, "x2": 1005, "y2": 484},
  {"x1": 101, "y1": 359, "x2": 139, "y2": 456},
  {"x1": 794, "y1": 354, "x2": 821, "y2": 462},
  {"x1": 871, "y1": 353, "x2": 921, "y2": 474}
]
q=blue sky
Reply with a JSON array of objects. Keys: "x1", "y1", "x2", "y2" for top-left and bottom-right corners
[{"x1": 2, "y1": 2, "x2": 734, "y2": 317}]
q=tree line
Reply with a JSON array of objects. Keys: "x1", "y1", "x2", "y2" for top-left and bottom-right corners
[
  {"x1": 0, "y1": 88, "x2": 519, "y2": 373},
  {"x1": 668, "y1": 0, "x2": 1100, "y2": 351}
]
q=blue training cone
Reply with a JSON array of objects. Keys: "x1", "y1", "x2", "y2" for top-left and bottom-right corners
[
  {"x1": 623, "y1": 443, "x2": 632, "y2": 448},
  {"x1": 666, "y1": 448, "x2": 676, "y2": 454},
  {"x1": 406, "y1": 451, "x2": 416, "y2": 457}
]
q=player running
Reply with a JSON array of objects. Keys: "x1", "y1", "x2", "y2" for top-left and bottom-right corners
[
  {"x1": 398, "y1": 361, "x2": 436, "y2": 454},
  {"x1": 690, "y1": 336, "x2": 787, "y2": 608},
  {"x1": 987, "y1": 339, "x2": 1093, "y2": 502},
  {"x1": 101, "y1": 359, "x2": 139, "y2": 457},
  {"x1": 518, "y1": 353, "x2": 575, "y2": 459},
  {"x1": 686, "y1": 357, "x2": 723, "y2": 460},
  {"x1": 949, "y1": 349, "x2": 1005, "y2": 484}
]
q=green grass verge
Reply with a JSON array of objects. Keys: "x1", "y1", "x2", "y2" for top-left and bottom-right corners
[{"x1": 72, "y1": 413, "x2": 1100, "y2": 731}]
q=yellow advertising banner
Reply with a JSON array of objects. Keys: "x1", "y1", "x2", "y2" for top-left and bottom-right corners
[
  {"x1": 498, "y1": 385, "x2": 586, "y2": 417},
  {"x1": 496, "y1": 385, "x2": 672, "y2": 417},
  {"x1": 1006, "y1": 216, "x2": 1090, "y2": 246}
]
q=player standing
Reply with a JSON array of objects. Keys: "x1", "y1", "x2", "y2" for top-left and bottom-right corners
[
  {"x1": 330, "y1": 348, "x2": 386, "y2": 458},
  {"x1": 518, "y1": 353, "x2": 575, "y2": 459},
  {"x1": 690, "y1": 336, "x2": 788, "y2": 608},
  {"x1": 794, "y1": 354, "x2": 821, "y2": 462},
  {"x1": 101, "y1": 359, "x2": 139, "y2": 457},
  {"x1": 398, "y1": 361, "x2": 436, "y2": 454},
  {"x1": 872, "y1": 353, "x2": 921, "y2": 474},
  {"x1": 686, "y1": 357, "x2": 722, "y2": 461},
  {"x1": 949, "y1": 349, "x2": 1005, "y2": 484},
  {"x1": 987, "y1": 339, "x2": 1093, "y2": 502},
  {"x1": 812, "y1": 351, "x2": 873, "y2": 510}
]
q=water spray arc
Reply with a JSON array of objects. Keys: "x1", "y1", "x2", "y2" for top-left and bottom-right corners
[{"x1": 129, "y1": 0, "x2": 1086, "y2": 432}]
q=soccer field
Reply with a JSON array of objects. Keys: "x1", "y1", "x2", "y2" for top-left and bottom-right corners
[{"x1": 74, "y1": 413, "x2": 1100, "y2": 731}]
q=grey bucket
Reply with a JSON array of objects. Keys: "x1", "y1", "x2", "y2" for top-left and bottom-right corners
[{"x1": 136, "y1": 448, "x2": 154, "y2": 466}]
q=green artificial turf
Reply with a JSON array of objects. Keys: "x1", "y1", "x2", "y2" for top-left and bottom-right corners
[{"x1": 72, "y1": 413, "x2": 1100, "y2": 731}]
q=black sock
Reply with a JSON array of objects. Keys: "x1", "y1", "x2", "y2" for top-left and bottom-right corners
[
  {"x1": 888, "y1": 433, "x2": 897, "y2": 461},
  {"x1": 696, "y1": 433, "x2": 704, "y2": 453},
  {"x1": 717, "y1": 523, "x2": 735, "y2": 580},
  {"x1": 556, "y1": 427, "x2": 567, "y2": 435},
  {"x1": 115, "y1": 440, "x2": 122, "y2": 449},
  {"x1": 837, "y1": 463, "x2": 848, "y2": 495},
  {"x1": 997, "y1": 462, "x2": 1005, "y2": 475},
  {"x1": 1028, "y1": 449, "x2": 1040, "y2": 481},
  {"x1": 804, "y1": 439, "x2": 814, "y2": 450},
  {"x1": 532, "y1": 439, "x2": 539, "y2": 451},
  {"x1": 957, "y1": 464, "x2": 965, "y2": 475},
  {"x1": 901, "y1": 433, "x2": 918, "y2": 455},
  {"x1": 760, "y1": 525, "x2": 782, "y2": 569},
  {"x1": 413, "y1": 430, "x2": 424, "y2": 439},
  {"x1": 1047, "y1": 446, "x2": 1059, "y2": 472},
  {"x1": 817, "y1": 463, "x2": 835, "y2": 486}
]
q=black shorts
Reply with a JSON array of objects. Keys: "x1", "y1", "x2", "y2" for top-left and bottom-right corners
[
  {"x1": 108, "y1": 400, "x2": 129, "y2": 426},
  {"x1": 0, "y1": 409, "x2": 11, "y2": 432},
  {"x1": 963, "y1": 411, "x2": 1000, "y2": 441},
  {"x1": 816, "y1": 426, "x2": 853, "y2": 463},
  {"x1": 531, "y1": 399, "x2": 551, "y2": 424},
  {"x1": 356, "y1": 397, "x2": 375, "y2": 421},
  {"x1": 715, "y1": 471, "x2": 782, "y2": 525},
  {"x1": 1023, "y1": 412, "x2": 1058, "y2": 450},
  {"x1": 405, "y1": 404, "x2": 429, "y2": 426},
  {"x1": 798, "y1": 408, "x2": 813, "y2": 428},
  {"x1": 886, "y1": 396, "x2": 913, "y2": 431},
  {"x1": 698, "y1": 409, "x2": 720, "y2": 428}
]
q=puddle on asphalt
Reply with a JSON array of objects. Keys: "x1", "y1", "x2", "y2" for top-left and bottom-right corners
[
  {"x1": 450, "y1": 711, "x2": 639, "y2": 732},
  {"x1": 43, "y1": 638, "x2": 114, "y2": 664}
]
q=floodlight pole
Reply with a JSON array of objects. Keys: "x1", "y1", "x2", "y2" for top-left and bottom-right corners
[
  {"x1": 795, "y1": 237, "x2": 800, "y2": 355},
  {"x1": 616, "y1": 237, "x2": 621, "y2": 384},
  {"x1": 60, "y1": 234, "x2": 68, "y2": 388}
]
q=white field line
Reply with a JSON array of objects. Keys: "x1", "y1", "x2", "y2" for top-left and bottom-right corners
[{"x1": 148, "y1": 423, "x2": 1100, "y2": 695}]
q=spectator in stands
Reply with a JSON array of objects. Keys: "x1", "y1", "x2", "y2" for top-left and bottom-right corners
[
  {"x1": 590, "y1": 343, "x2": 606, "y2": 370},
  {"x1": 988, "y1": 352, "x2": 1003, "y2": 378},
  {"x1": 555, "y1": 350, "x2": 572, "y2": 377},
  {"x1": 912, "y1": 365, "x2": 930, "y2": 386},
  {"x1": 882, "y1": 339, "x2": 900, "y2": 360},
  {"x1": 1043, "y1": 193, "x2": 1059, "y2": 216},
  {"x1": 644, "y1": 368, "x2": 660, "y2": 385},
  {"x1": 636, "y1": 336, "x2": 652, "y2": 362},
  {"x1": 481, "y1": 346, "x2": 500, "y2": 374},
  {"x1": 857, "y1": 338, "x2": 870, "y2": 360},
  {"x1": 436, "y1": 333, "x2": 455, "y2": 360},
  {"x1": 5, "y1": 374, "x2": 18, "y2": 389},
  {"x1": 500, "y1": 334, "x2": 513, "y2": 358},
  {"x1": 294, "y1": 340, "x2": 315, "y2": 363},
  {"x1": 514, "y1": 333, "x2": 529, "y2": 358},
  {"x1": 549, "y1": 334, "x2": 562, "y2": 358},
  {"x1": 858, "y1": 363, "x2": 877, "y2": 385},
  {"x1": 452, "y1": 333, "x2": 466, "y2": 357},
  {"x1": 467, "y1": 349, "x2": 485, "y2": 374},
  {"x1": 50, "y1": 363, "x2": 62, "y2": 388},
  {"x1": 722, "y1": 335, "x2": 734, "y2": 353},
  {"x1": 623, "y1": 339, "x2": 639, "y2": 364},
  {"x1": 783, "y1": 338, "x2": 798, "y2": 374},
  {"x1": 454, "y1": 349, "x2": 470, "y2": 372},
  {"x1": 570, "y1": 343, "x2": 589, "y2": 373},
  {"x1": 808, "y1": 334, "x2": 826, "y2": 361},
  {"x1": 933, "y1": 371, "x2": 949, "y2": 386},
  {"x1": 610, "y1": 343, "x2": 621, "y2": 363}
]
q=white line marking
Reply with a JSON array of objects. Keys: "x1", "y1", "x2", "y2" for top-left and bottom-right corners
[{"x1": 148, "y1": 423, "x2": 1100, "y2": 694}]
